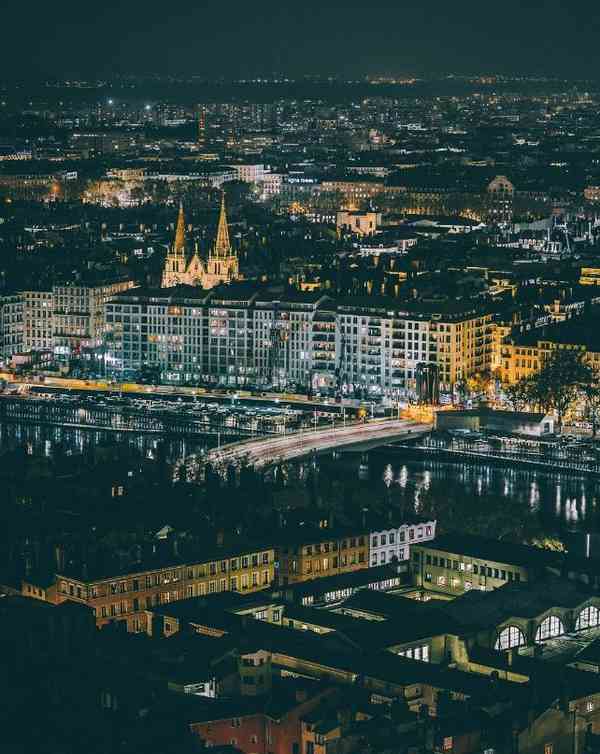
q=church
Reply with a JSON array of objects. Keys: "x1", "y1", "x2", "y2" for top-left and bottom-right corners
[{"x1": 161, "y1": 193, "x2": 240, "y2": 289}]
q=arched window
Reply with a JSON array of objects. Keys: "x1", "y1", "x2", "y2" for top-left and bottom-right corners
[
  {"x1": 576, "y1": 606, "x2": 600, "y2": 631},
  {"x1": 535, "y1": 615, "x2": 564, "y2": 643},
  {"x1": 494, "y1": 625, "x2": 526, "y2": 651}
]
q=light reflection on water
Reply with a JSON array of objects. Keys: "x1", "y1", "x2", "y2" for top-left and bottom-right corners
[
  {"x1": 0, "y1": 421, "x2": 215, "y2": 466},
  {"x1": 304, "y1": 449, "x2": 600, "y2": 559}
]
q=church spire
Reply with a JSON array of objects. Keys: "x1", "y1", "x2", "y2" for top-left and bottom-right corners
[
  {"x1": 173, "y1": 201, "x2": 186, "y2": 255},
  {"x1": 213, "y1": 192, "x2": 231, "y2": 258}
]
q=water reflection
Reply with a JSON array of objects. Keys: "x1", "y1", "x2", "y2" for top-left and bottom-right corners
[
  {"x1": 0, "y1": 421, "x2": 216, "y2": 467},
  {"x1": 298, "y1": 449, "x2": 600, "y2": 560}
]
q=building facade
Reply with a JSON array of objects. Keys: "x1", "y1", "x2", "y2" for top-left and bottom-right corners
[
  {"x1": 162, "y1": 194, "x2": 239, "y2": 290},
  {"x1": 0, "y1": 293, "x2": 24, "y2": 360},
  {"x1": 104, "y1": 286, "x2": 495, "y2": 394},
  {"x1": 276, "y1": 529, "x2": 369, "y2": 586},
  {"x1": 52, "y1": 276, "x2": 134, "y2": 355},
  {"x1": 23, "y1": 544, "x2": 276, "y2": 632},
  {"x1": 369, "y1": 519, "x2": 437, "y2": 567}
]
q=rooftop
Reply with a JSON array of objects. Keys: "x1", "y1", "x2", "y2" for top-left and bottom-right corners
[{"x1": 415, "y1": 534, "x2": 560, "y2": 570}]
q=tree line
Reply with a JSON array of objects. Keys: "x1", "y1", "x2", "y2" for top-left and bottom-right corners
[{"x1": 505, "y1": 348, "x2": 600, "y2": 435}]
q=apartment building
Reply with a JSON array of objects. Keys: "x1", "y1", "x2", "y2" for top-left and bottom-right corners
[
  {"x1": 276, "y1": 528, "x2": 369, "y2": 586},
  {"x1": 53, "y1": 275, "x2": 134, "y2": 354},
  {"x1": 104, "y1": 281, "x2": 495, "y2": 394},
  {"x1": 319, "y1": 179, "x2": 385, "y2": 203},
  {"x1": 0, "y1": 293, "x2": 24, "y2": 359},
  {"x1": 497, "y1": 315, "x2": 600, "y2": 385},
  {"x1": 21, "y1": 290, "x2": 53, "y2": 351},
  {"x1": 22, "y1": 542, "x2": 276, "y2": 632},
  {"x1": 369, "y1": 518, "x2": 436, "y2": 566},
  {"x1": 106, "y1": 284, "x2": 337, "y2": 390},
  {"x1": 336, "y1": 298, "x2": 494, "y2": 395},
  {"x1": 233, "y1": 163, "x2": 268, "y2": 184}
]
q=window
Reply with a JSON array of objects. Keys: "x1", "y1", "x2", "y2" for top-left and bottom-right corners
[
  {"x1": 535, "y1": 615, "x2": 564, "y2": 643},
  {"x1": 576, "y1": 605, "x2": 600, "y2": 631},
  {"x1": 495, "y1": 625, "x2": 526, "y2": 651}
]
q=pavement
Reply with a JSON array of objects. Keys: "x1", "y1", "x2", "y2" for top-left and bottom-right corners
[{"x1": 191, "y1": 418, "x2": 432, "y2": 474}]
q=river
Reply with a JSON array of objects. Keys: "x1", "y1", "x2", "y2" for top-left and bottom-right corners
[{"x1": 2, "y1": 421, "x2": 599, "y2": 559}]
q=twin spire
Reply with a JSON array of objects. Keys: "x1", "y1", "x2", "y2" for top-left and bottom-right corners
[
  {"x1": 162, "y1": 192, "x2": 238, "y2": 289},
  {"x1": 172, "y1": 192, "x2": 231, "y2": 260}
]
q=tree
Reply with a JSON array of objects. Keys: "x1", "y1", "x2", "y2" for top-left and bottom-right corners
[
  {"x1": 531, "y1": 349, "x2": 594, "y2": 432},
  {"x1": 467, "y1": 370, "x2": 492, "y2": 399},
  {"x1": 505, "y1": 378, "x2": 531, "y2": 411}
]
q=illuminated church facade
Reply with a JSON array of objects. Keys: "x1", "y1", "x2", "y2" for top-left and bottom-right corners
[{"x1": 162, "y1": 194, "x2": 239, "y2": 289}]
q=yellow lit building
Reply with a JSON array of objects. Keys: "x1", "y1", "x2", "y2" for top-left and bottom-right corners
[
  {"x1": 22, "y1": 543, "x2": 276, "y2": 632},
  {"x1": 580, "y1": 267, "x2": 600, "y2": 286},
  {"x1": 276, "y1": 529, "x2": 368, "y2": 586},
  {"x1": 496, "y1": 316, "x2": 600, "y2": 385},
  {"x1": 432, "y1": 307, "x2": 496, "y2": 389}
]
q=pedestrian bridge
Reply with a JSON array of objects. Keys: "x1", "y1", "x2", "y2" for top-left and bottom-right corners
[{"x1": 181, "y1": 418, "x2": 432, "y2": 480}]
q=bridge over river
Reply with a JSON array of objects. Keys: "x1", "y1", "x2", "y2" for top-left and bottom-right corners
[{"x1": 182, "y1": 418, "x2": 432, "y2": 479}]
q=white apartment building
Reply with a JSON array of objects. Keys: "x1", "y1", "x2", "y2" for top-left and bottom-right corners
[
  {"x1": 104, "y1": 285, "x2": 493, "y2": 394},
  {"x1": 337, "y1": 301, "x2": 437, "y2": 396},
  {"x1": 370, "y1": 519, "x2": 437, "y2": 566},
  {"x1": 106, "y1": 285, "x2": 335, "y2": 389},
  {"x1": 233, "y1": 164, "x2": 269, "y2": 184}
]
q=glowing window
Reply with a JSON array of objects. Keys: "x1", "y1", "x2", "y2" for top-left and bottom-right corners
[{"x1": 494, "y1": 625, "x2": 526, "y2": 651}]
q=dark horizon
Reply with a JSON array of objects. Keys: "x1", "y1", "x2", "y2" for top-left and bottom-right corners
[{"x1": 3, "y1": 0, "x2": 599, "y2": 82}]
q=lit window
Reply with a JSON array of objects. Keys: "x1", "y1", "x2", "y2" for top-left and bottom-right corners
[
  {"x1": 576, "y1": 606, "x2": 600, "y2": 631},
  {"x1": 495, "y1": 625, "x2": 526, "y2": 651},
  {"x1": 535, "y1": 615, "x2": 564, "y2": 643}
]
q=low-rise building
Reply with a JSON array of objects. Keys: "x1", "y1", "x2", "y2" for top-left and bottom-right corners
[
  {"x1": 22, "y1": 542, "x2": 276, "y2": 632},
  {"x1": 336, "y1": 210, "x2": 382, "y2": 236},
  {"x1": 276, "y1": 528, "x2": 369, "y2": 587},
  {"x1": 411, "y1": 534, "x2": 556, "y2": 597},
  {"x1": 369, "y1": 519, "x2": 436, "y2": 567}
]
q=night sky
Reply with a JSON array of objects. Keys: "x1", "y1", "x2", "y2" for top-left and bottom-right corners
[{"x1": 3, "y1": 0, "x2": 599, "y2": 80}]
